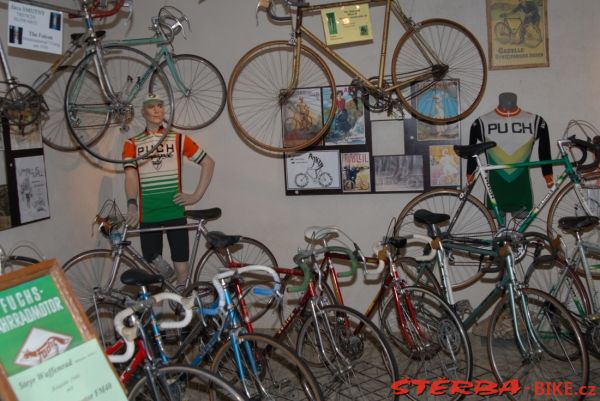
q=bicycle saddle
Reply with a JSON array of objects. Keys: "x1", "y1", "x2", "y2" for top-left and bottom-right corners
[
  {"x1": 206, "y1": 231, "x2": 242, "y2": 248},
  {"x1": 121, "y1": 268, "x2": 164, "y2": 286},
  {"x1": 185, "y1": 208, "x2": 222, "y2": 221},
  {"x1": 558, "y1": 216, "x2": 600, "y2": 233},
  {"x1": 453, "y1": 142, "x2": 496, "y2": 159},
  {"x1": 414, "y1": 209, "x2": 450, "y2": 226}
]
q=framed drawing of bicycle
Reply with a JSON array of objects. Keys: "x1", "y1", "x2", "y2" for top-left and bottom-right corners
[
  {"x1": 486, "y1": 0, "x2": 549, "y2": 69},
  {"x1": 284, "y1": 150, "x2": 341, "y2": 195}
]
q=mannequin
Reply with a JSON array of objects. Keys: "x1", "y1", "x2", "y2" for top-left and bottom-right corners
[{"x1": 467, "y1": 93, "x2": 553, "y2": 213}]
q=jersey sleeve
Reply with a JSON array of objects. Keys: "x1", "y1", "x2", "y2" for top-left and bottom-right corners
[
  {"x1": 122, "y1": 139, "x2": 138, "y2": 169},
  {"x1": 466, "y1": 119, "x2": 484, "y2": 176},
  {"x1": 181, "y1": 135, "x2": 207, "y2": 164},
  {"x1": 536, "y1": 117, "x2": 553, "y2": 177}
]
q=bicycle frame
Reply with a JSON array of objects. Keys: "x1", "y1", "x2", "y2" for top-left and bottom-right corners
[
  {"x1": 287, "y1": 0, "x2": 441, "y2": 95},
  {"x1": 452, "y1": 139, "x2": 593, "y2": 233}
]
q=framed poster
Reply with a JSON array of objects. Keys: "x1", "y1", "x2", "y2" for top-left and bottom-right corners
[
  {"x1": 285, "y1": 150, "x2": 341, "y2": 193},
  {"x1": 321, "y1": 3, "x2": 373, "y2": 45},
  {"x1": 282, "y1": 87, "x2": 324, "y2": 149},
  {"x1": 0, "y1": 260, "x2": 127, "y2": 401},
  {"x1": 341, "y1": 152, "x2": 371, "y2": 192},
  {"x1": 486, "y1": 0, "x2": 549, "y2": 69},
  {"x1": 323, "y1": 86, "x2": 367, "y2": 146},
  {"x1": 14, "y1": 156, "x2": 49, "y2": 224},
  {"x1": 429, "y1": 145, "x2": 461, "y2": 187},
  {"x1": 374, "y1": 154, "x2": 424, "y2": 192}
]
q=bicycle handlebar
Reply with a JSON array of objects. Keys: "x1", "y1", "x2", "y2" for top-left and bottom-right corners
[
  {"x1": 567, "y1": 135, "x2": 600, "y2": 173},
  {"x1": 109, "y1": 291, "x2": 194, "y2": 364}
]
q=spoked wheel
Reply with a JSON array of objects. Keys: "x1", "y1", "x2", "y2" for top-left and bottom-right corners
[
  {"x1": 392, "y1": 19, "x2": 487, "y2": 124},
  {"x1": 227, "y1": 41, "x2": 336, "y2": 153},
  {"x1": 65, "y1": 45, "x2": 174, "y2": 163},
  {"x1": 150, "y1": 54, "x2": 226, "y2": 130}
]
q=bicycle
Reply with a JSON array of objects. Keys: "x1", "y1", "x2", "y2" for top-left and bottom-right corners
[
  {"x1": 106, "y1": 286, "x2": 250, "y2": 400},
  {"x1": 108, "y1": 265, "x2": 324, "y2": 401},
  {"x1": 523, "y1": 215, "x2": 600, "y2": 358},
  {"x1": 0, "y1": 241, "x2": 42, "y2": 274},
  {"x1": 0, "y1": 0, "x2": 128, "y2": 150},
  {"x1": 290, "y1": 225, "x2": 472, "y2": 401},
  {"x1": 65, "y1": 4, "x2": 227, "y2": 163},
  {"x1": 494, "y1": 15, "x2": 543, "y2": 48},
  {"x1": 404, "y1": 209, "x2": 589, "y2": 401},
  {"x1": 200, "y1": 234, "x2": 401, "y2": 401},
  {"x1": 394, "y1": 129, "x2": 600, "y2": 289},
  {"x1": 294, "y1": 166, "x2": 333, "y2": 188},
  {"x1": 227, "y1": 0, "x2": 487, "y2": 152},
  {"x1": 62, "y1": 200, "x2": 277, "y2": 345}
]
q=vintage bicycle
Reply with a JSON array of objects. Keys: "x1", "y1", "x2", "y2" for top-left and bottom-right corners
[
  {"x1": 494, "y1": 14, "x2": 543, "y2": 49},
  {"x1": 394, "y1": 128, "x2": 600, "y2": 289},
  {"x1": 227, "y1": 0, "x2": 487, "y2": 152}
]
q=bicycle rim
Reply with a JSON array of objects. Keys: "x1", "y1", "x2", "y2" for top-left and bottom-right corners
[
  {"x1": 392, "y1": 19, "x2": 487, "y2": 124},
  {"x1": 150, "y1": 54, "x2": 226, "y2": 130},
  {"x1": 227, "y1": 41, "x2": 336, "y2": 153},
  {"x1": 487, "y1": 288, "x2": 589, "y2": 401},
  {"x1": 65, "y1": 45, "x2": 174, "y2": 163}
]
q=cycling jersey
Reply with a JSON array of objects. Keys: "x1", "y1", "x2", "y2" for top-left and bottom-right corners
[
  {"x1": 466, "y1": 107, "x2": 552, "y2": 212},
  {"x1": 122, "y1": 129, "x2": 207, "y2": 223}
]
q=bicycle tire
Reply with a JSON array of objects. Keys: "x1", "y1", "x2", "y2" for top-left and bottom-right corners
[
  {"x1": 493, "y1": 21, "x2": 512, "y2": 44},
  {"x1": 2, "y1": 255, "x2": 39, "y2": 274},
  {"x1": 210, "y1": 332, "x2": 324, "y2": 401},
  {"x1": 192, "y1": 237, "x2": 278, "y2": 323},
  {"x1": 127, "y1": 365, "x2": 249, "y2": 401},
  {"x1": 227, "y1": 41, "x2": 336, "y2": 153},
  {"x1": 380, "y1": 286, "x2": 472, "y2": 401},
  {"x1": 62, "y1": 249, "x2": 138, "y2": 344},
  {"x1": 546, "y1": 171, "x2": 600, "y2": 278},
  {"x1": 523, "y1": 24, "x2": 543, "y2": 48},
  {"x1": 150, "y1": 54, "x2": 226, "y2": 130},
  {"x1": 65, "y1": 45, "x2": 174, "y2": 163},
  {"x1": 391, "y1": 19, "x2": 487, "y2": 124},
  {"x1": 394, "y1": 189, "x2": 497, "y2": 289},
  {"x1": 295, "y1": 304, "x2": 399, "y2": 401},
  {"x1": 487, "y1": 287, "x2": 589, "y2": 401},
  {"x1": 40, "y1": 65, "x2": 89, "y2": 151}
]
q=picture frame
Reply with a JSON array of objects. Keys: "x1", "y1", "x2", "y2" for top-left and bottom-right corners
[
  {"x1": 429, "y1": 144, "x2": 461, "y2": 187},
  {"x1": 285, "y1": 149, "x2": 341, "y2": 194},
  {"x1": 341, "y1": 152, "x2": 371, "y2": 192},
  {"x1": 486, "y1": 0, "x2": 549, "y2": 70},
  {"x1": 374, "y1": 154, "x2": 424, "y2": 192},
  {"x1": 322, "y1": 86, "x2": 367, "y2": 146},
  {"x1": 282, "y1": 87, "x2": 324, "y2": 149}
]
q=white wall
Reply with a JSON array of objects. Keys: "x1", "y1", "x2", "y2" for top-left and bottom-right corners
[{"x1": 0, "y1": 0, "x2": 599, "y2": 310}]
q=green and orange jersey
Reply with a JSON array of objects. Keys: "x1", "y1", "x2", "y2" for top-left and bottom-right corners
[{"x1": 122, "y1": 129, "x2": 206, "y2": 223}]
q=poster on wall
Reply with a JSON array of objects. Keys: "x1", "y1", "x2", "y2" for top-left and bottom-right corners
[
  {"x1": 14, "y1": 155, "x2": 49, "y2": 223},
  {"x1": 374, "y1": 154, "x2": 424, "y2": 192},
  {"x1": 429, "y1": 145, "x2": 461, "y2": 187},
  {"x1": 341, "y1": 152, "x2": 371, "y2": 192},
  {"x1": 321, "y1": 3, "x2": 373, "y2": 45},
  {"x1": 7, "y1": 1, "x2": 63, "y2": 54},
  {"x1": 285, "y1": 150, "x2": 341, "y2": 192},
  {"x1": 486, "y1": 0, "x2": 549, "y2": 69},
  {"x1": 323, "y1": 86, "x2": 367, "y2": 146},
  {"x1": 282, "y1": 88, "x2": 324, "y2": 149}
]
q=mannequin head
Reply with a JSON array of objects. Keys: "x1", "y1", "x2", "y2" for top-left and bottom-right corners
[{"x1": 498, "y1": 92, "x2": 518, "y2": 111}]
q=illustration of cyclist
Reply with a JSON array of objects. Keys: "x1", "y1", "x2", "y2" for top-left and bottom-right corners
[
  {"x1": 294, "y1": 97, "x2": 312, "y2": 130},
  {"x1": 308, "y1": 152, "x2": 324, "y2": 173},
  {"x1": 502, "y1": 0, "x2": 541, "y2": 44}
]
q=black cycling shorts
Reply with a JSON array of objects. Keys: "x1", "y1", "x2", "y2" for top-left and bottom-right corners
[{"x1": 139, "y1": 218, "x2": 189, "y2": 262}]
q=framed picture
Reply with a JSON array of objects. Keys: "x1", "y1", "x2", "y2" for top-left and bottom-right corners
[
  {"x1": 413, "y1": 80, "x2": 460, "y2": 122},
  {"x1": 374, "y1": 154, "x2": 424, "y2": 192},
  {"x1": 282, "y1": 87, "x2": 324, "y2": 148},
  {"x1": 486, "y1": 0, "x2": 549, "y2": 69},
  {"x1": 323, "y1": 86, "x2": 367, "y2": 146},
  {"x1": 341, "y1": 152, "x2": 371, "y2": 192},
  {"x1": 285, "y1": 150, "x2": 341, "y2": 194},
  {"x1": 14, "y1": 155, "x2": 50, "y2": 224},
  {"x1": 429, "y1": 144, "x2": 461, "y2": 187}
]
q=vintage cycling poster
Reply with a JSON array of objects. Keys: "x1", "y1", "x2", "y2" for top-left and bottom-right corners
[
  {"x1": 412, "y1": 80, "x2": 459, "y2": 123},
  {"x1": 14, "y1": 156, "x2": 49, "y2": 223},
  {"x1": 429, "y1": 145, "x2": 460, "y2": 187},
  {"x1": 285, "y1": 150, "x2": 341, "y2": 192},
  {"x1": 282, "y1": 88, "x2": 323, "y2": 148},
  {"x1": 341, "y1": 152, "x2": 371, "y2": 193},
  {"x1": 486, "y1": 0, "x2": 549, "y2": 69},
  {"x1": 374, "y1": 154, "x2": 424, "y2": 192},
  {"x1": 322, "y1": 86, "x2": 366, "y2": 146}
]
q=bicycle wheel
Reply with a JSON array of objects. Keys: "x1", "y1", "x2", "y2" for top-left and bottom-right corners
[
  {"x1": 318, "y1": 172, "x2": 333, "y2": 187},
  {"x1": 62, "y1": 249, "x2": 137, "y2": 344},
  {"x1": 380, "y1": 286, "x2": 472, "y2": 401},
  {"x1": 1, "y1": 255, "x2": 39, "y2": 274},
  {"x1": 547, "y1": 171, "x2": 600, "y2": 277},
  {"x1": 296, "y1": 304, "x2": 399, "y2": 401},
  {"x1": 523, "y1": 24, "x2": 543, "y2": 48},
  {"x1": 394, "y1": 189, "x2": 497, "y2": 289},
  {"x1": 40, "y1": 65, "x2": 88, "y2": 151},
  {"x1": 493, "y1": 21, "x2": 512, "y2": 44},
  {"x1": 487, "y1": 287, "x2": 589, "y2": 401},
  {"x1": 150, "y1": 54, "x2": 226, "y2": 130},
  {"x1": 192, "y1": 237, "x2": 278, "y2": 323},
  {"x1": 210, "y1": 333, "x2": 324, "y2": 401},
  {"x1": 391, "y1": 19, "x2": 486, "y2": 124},
  {"x1": 65, "y1": 45, "x2": 174, "y2": 163},
  {"x1": 227, "y1": 41, "x2": 336, "y2": 152},
  {"x1": 128, "y1": 365, "x2": 249, "y2": 401}
]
